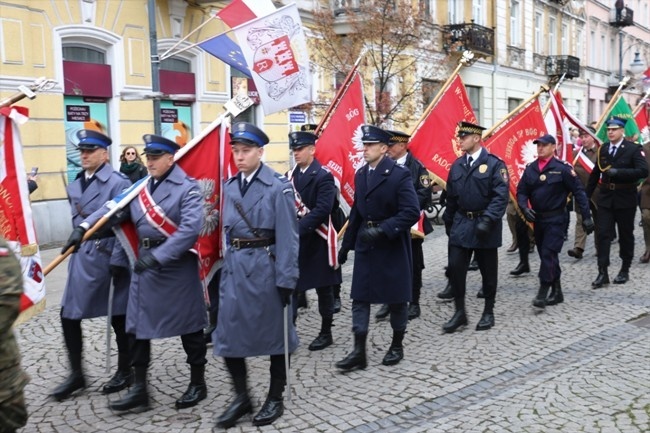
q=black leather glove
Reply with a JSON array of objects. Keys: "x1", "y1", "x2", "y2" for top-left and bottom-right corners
[
  {"x1": 607, "y1": 168, "x2": 618, "y2": 178},
  {"x1": 359, "y1": 226, "x2": 385, "y2": 243},
  {"x1": 445, "y1": 222, "x2": 452, "y2": 237},
  {"x1": 522, "y1": 207, "x2": 536, "y2": 223},
  {"x1": 109, "y1": 265, "x2": 129, "y2": 278},
  {"x1": 61, "y1": 226, "x2": 87, "y2": 253},
  {"x1": 582, "y1": 217, "x2": 595, "y2": 235},
  {"x1": 277, "y1": 287, "x2": 293, "y2": 306},
  {"x1": 476, "y1": 217, "x2": 491, "y2": 240},
  {"x1": 338, "y1": 247, "x2": 349, "y2": 265},
  {"x1": 134, "y1": 253, "x2": 160, "y2": 274}
]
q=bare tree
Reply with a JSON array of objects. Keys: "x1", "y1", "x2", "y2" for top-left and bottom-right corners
[{"x1": 310, "y1": 0, "x2": 445, "y2": 128}]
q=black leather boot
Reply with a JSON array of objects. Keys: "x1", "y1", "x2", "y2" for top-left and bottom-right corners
[
  {"x1": 407, "y1": 303, "x2": 421, "y2": 320},
  {"x1": 591, "y1": 266, "x2": 609, "y2": 288},
  {"x1": 109, "y1": 366, "x2": 150, "y2": 412},
  {"x1": 175, "y1": 365, "x2": 207, "y2": 409},
  {"x1": 252, "y1": 378, "x2": 286, "y2": 426},
  {"x1": 476, "y1": 287, "x2": 485, "y2": 298},
  {"x1": 382, "y1": 330, "x2": 405, "y2": 366},
  {"x1": 437, "y1": 281, "x2": 453, "y2": 301},
  {"x1": 375, "y1": 304, "x2": 390, "y2": 320},
  {"x1": 613, "y1": 265, "x2": 630, "y2": 284},
  {"x1": 203, "y1": 308, "x2": 217, "y2": 345},
  {"x1": 443, "y1": 299, "x2": 468, "y2": 333},
  {"x1": 102, "y1": 352, "x2": 134, "y2": 394},
  {"x1": 510, "y1": 261, "x2": 530, "y2": 276},
  {"x1": 546, "y1": 279, "x2": 564, "y2": 306},
  {"x1": 50, "y1": 351, "x2": 86, "y2": 401},
  {"x1": 216, "y1": 375, "x2": 252, "y2": 429},
  {"x1": 532, "y1": 283, "x2": 550, "y2": 309},
  {"x1": 476, "y1": 299, "x2": 495, "y2": 331},
  {"x1": 309, "y1": 317, "x2": 333, "y2": 351},
  {"x1": 335, "y1": 333, "x2": 367, "y2": 371}
]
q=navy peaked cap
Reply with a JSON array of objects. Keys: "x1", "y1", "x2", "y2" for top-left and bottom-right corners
[
  {"x1": 76, "y1": 129, "x2": 111, "y2": 149},
  {"x1": 142, "y1": 134, "x2": 180, "y2": 155},
  {"x1": 230, "y1": 122, "x2": 269, "y2": 147},
  {"x1": 533, "y1": 134, "x2": 557, "y2": 145},
  {"x1": 456, "y1": 121, "x2": 486, "y2": 137},
  {"x1": 387, "y1": 130, "x2": 410, "y2": 146},
  {"x1": 606, "y1": 116, "x2": 627, "y2": 129},
  {"x1": 289, "y1": 131, "x2": 317, "y2": 149},
  {"x1": 360, "y1": 125, "x2": 392, "y2": 144},
  {"x1": 300, "y1": 124, "x2": 318, "y2": 132}
]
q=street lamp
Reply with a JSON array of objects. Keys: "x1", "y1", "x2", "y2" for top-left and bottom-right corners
[{"x1": 629, "y1": 52, "x2": 646, "y2": 75}]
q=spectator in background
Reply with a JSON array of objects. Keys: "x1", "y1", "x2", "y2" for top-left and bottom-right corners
[{"x1": 119, "y1": 146, "x2": 148, "y2": 184}]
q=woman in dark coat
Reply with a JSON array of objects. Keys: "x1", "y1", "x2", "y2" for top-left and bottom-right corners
[{"x1": 119, "y1": 146, "x2": 148, "y2": 183}]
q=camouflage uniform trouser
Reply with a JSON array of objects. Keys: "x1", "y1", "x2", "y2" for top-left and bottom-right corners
[{"x1": 0, "y1": 366, "x2": 29, "y2": 433}]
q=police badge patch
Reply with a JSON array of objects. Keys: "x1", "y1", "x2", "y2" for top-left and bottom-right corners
[
  {"x1": 500, "y1": 168, "x2": 509, "y2": 183},
  {"x1": 420, "y1": 175, "x2": 431, "y2": 187}
]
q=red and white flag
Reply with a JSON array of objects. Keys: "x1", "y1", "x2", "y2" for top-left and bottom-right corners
[
  {"x1": 314, "y1": 69, "x2": 366, "y2": 212},
  {"x1": 215, "y1": 0, "x2": 276, "y2": 28},
  {"x1": 0, "y1": 106, "x2": 46, "y2": 317},
  {"x1": 635, "y1": 100, "x2": 650, "y2": 144},
  {"x1": 233, "y1": 3, "x2": 311, "y2": 115},
  {"x1": 544, "y1": 90, "x2": 571, "y2": 161},
  {"x1": 485, "y1": 100, "x2": 547, "y2": 199},
  {"x1": 409, "y1": 75, "x2": 477, "y2": 186}
]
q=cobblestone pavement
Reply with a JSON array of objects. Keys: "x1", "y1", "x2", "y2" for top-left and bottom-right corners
[{"x1": 14, "y1": 214, "x2": 650, "y2": 433}]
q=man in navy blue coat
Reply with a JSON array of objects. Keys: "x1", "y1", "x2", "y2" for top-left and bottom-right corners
[
  {"x1": 517, "y1": 134, "x2": 594, "y2": 310},
  {"x1": 442, "y1": 121, "x2": 509, "y2": 333},
  {"x1": 336, "y1": 125, "x2": 420, "y2": 370},
  {"x1": 289, "y1": 130, "x2": 342, "y2": 351}
]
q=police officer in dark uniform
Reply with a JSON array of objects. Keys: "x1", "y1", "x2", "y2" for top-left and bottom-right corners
[
  {"x1": 385, "y1": 130, "x2": 433, "y2": 320},
  {"x1": 336, "y1": 125, "x2": 419, "y2": 370},
  {"x1": 442, "y1": 121, "x2": 509, "y2": 333},
  {"x1": 53, "y1": 130, "x2": 133, "y2": 401},
  {"x1": 517, "y1": 134, "x2": 594, "y2": 310},
  {"x1": 68, "y1": 134, "x2": 208, "y2": 411},
  {"x1": 586, "y1": 116, "x2": 649, "y2": 287},
  {"x1": 288, "y1": 129, "x2": 342, "y2": 350}
]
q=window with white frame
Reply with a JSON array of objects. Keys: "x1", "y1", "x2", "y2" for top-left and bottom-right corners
[
  {"x1": 576, "y1": 29, "x2": 583, "y2": 58},
  {"x1": 590, "y1": 31, "x2": 596, "y2": 65},
  {"x1": 472, "y1": 0, "x2": 485, "y2": 25},
  {"x1": 561, "y1": 23, "x2": 568, "y2": 54},
  {"x1": 510, "y1": 0, "x2": 521, "y2": 46},
  {"x1": 549, "y1": 17, "x2": 556, "y2": 55},
  {"x1": 465, "y1": 85, "x2": 481, "y2": 124},
  {"x1": 448, "y1": 0, "x2": 464, "y2": 24},
  {"x1": 421, "y1": 0, "x2": 436, "y2": 21},
  {"x1": 600, "y1": 35, "x2": 606, "y2": 70},
  {"x1": 534, "y1": 12, "x2": 542, "y2": 53}
]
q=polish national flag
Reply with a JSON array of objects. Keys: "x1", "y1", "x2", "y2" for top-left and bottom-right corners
[{"x1": 216, "y1": 0, "x2": 276, "y2": 28}]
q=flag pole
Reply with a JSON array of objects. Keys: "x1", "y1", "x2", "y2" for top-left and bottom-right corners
[
  {"x1": 410, "y1": 51, "x2": 475, "y2": 136},
  {"x1": 160, "y1": 15, "x2": 217, "y2": 60},
  {"x1": 542, "y1": 73, "x2": 566, "y2": 116},
  {"x1": 595, "y1": 76, "x2": 630, "y2": 131},
  {"x1": 632, "y1": 89, "x2": 650, "y2": 116},
  {"x1": 483, "y1": 85, "x2": 549, "y2": 140},
  {"x1": 0, "y1": 77, "x2": 56, "y2": 109},
  {"x1": 314, "y1": 50, "x2": 366, "y2": 136},
  {"x1": 43, "y1": 95, "x2": 253, "y2": 276}
]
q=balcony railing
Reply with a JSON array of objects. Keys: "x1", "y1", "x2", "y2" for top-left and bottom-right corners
[
  {"x1": 442, "y1": 22, "x2": 494, "y2": 57},
  {"x1": 609, "y1": 6, "x2": 634, "y2": 27},
  {"x1": 546, "y1": 55, "x2": 580, "y2": 79},
  {"x1": 548, "y1": 0, "x2": 570, "y2": 5},
  {"x1": 333, "y1": 0, "x2": 361, "y2": 16}
]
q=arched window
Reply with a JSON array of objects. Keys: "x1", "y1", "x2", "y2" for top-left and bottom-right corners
[{"x1": 62, "y1": 46, "x2": 105, "y2": 64}]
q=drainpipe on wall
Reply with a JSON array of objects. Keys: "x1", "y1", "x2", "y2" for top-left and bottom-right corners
[{"x1": 148, "y1": 0, "x2": 162, "y2": 135}]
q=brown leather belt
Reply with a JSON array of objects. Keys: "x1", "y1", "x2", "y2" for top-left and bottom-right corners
[
  {"x1": 230, "y1": 237, "x2": 275, "y2": 250},
  {"x1": 599, "y1": 182, "x2": 637, "y2": 191},
  {"x1": 140, "y1": 238, "x2": 166, "y2": 249}
]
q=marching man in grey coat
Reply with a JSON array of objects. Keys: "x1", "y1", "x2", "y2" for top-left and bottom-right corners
[
  {"x1": 52, "y1": 130, "x2": 132, "y2": 401},
  {"x1": 214, "y1": 122, "x2": 299, "y2": 429},
  {"x1": 67, "y1": 134, "x2": 208, "y2": 412}
]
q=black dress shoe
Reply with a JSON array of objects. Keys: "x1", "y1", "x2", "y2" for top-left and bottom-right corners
[
  {"x1": 437, "y1": 282, "x2": 453, "y2": 301},
  {"x1": 102, "y1": 369, "x2": 134, "y2": 395},
  {"x1": 381, "y1": 346, "x2": 404, "y2": 366},
  {"x1": 506, "y1": 243, "x2": 518, "y2": 253},
  {"x1": 109, "y1": 383, "x2": 150, "y2": 412},
  {"x1": 252, "y1": 397, "x2": 283, "y2": 426},
  {"x1": 308, "y1": 333, "x2": 333, "y2": 351},
  {"x1": 50, "y1": 372, "x2": 86, "y2": 401},
  {"x1": 442, "y1": 310, "x2": 467, "y2": 333},
  {"x1": 510, "y1": 262, "x2": 530, "y2": 276},
  {"x1": 468, "y1": 259, "x2": 479, "y2": 271},
  {"x1": 591, "y1": 267, "x2": 609, "y2": 288},
  {"x1": 333, "y1": 297, "x2": 342, "y2": 313},
  {"x1": 407, "y1": 303, "x2": 421, "y2": 320},
  {"x1": 476, "y1": 288, "x2": 485, "y2": 298},
  {"x1": 613, "y1": 271, "x2": 629, "y2": 284},
  {"x1": 216, "y1": 393, "x2": 252, "y2": 429},
  {"x1": 175, "y1": 383, "x2": 207, "y2": 409},
  {"x1": 375, "y1": 304, "x2": 390, "y2": 320},
  {"x1": 475, "y1": 313, "x2": 494, "y2": 331}
]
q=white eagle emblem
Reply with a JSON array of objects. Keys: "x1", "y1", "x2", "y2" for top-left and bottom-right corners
[
  {"x1": 348, "y1": 125, "x2": 366, "y2": 171},
  {"x1": 516, "y1": 140, "x2": 538, "y2": 179},
  {"x1": 197, "y1": 179, "x2": 219, "y2": 236}
]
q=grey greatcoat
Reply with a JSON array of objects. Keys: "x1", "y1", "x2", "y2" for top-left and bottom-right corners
[
  {"x1": 85, "y1": 164, "x2": 206, "y2": 339},
  {"x1": 341, "y1": 156, "x2": 420, "y2": 304},
  {"x1": 61, "y1": 163, "x2": 131, "y2": 320},
  {"x1": 214, "y1": 163, "x2": 300, "y2": 358}
]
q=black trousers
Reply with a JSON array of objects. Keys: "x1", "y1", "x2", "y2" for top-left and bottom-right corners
[
  {"x1": 534, "y1": 219, "x2": 565, "y2": 284},
  {"x1": 515, "y1": 217, "x2": 531, "y2": 263},
  {"x1": 596, "y1": 206, "x2": 636, "y2": 269},
  {"x1": 351, "y1": 300, "x2": 407, "y2": 334},
  {"x1": 448, "y1": 245, "x2": 498, "y2": 307},
  {"x1": 292, "y1": 286, "x2": 334, "y2": 322},
  {"x1": 61, "y1": 312, "x2": 129, "y2": 356},
  {"x1": 411, "y1": 238, "x2": 424, "y2": 304},
  {"x1": 224, "y1": 354, "x2": 287, "y2": 382},
  {"x1": 130, "y1": 330, "x2": 207, "y2": 368}
]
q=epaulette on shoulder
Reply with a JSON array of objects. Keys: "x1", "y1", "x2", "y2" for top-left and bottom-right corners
[
  {"x1": 320, "y1": 165, "x2": 331, "y2": 173},
  {"x1": 274, "y1": 172, "x2": 290, "y2": 183},
  {"x1": 114, "y1": 171, "x2": 129, "y2": 180},
  {"x1": 187, "y1": 176, "x2": 197, "y2": 182},
  {"x1": 488, "y1": 153, "x2": 505, "y2": 163}
]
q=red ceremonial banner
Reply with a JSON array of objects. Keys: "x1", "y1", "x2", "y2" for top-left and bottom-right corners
[
  {"x1": 484, "y1": 100, "x2": 547, "y2": 198},
  {"x1": 409, "y1": 75, "x2": 477, "y2": 186}
]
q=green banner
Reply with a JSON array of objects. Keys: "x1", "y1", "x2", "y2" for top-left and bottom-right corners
[{"x1": 597, "y1": 97, "x2": 641, "y2": 143}]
